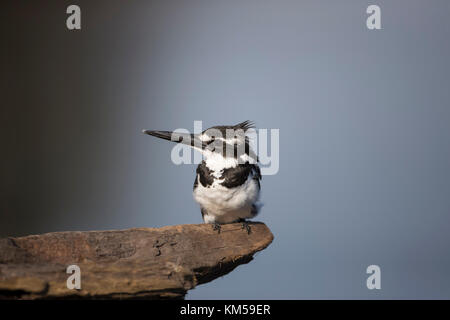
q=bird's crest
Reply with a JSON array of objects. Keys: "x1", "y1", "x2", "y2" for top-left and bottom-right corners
[{"x1": 233, "y1": 120, "x2": 255, "y2": 131}]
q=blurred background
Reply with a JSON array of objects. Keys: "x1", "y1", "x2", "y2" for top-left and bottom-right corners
[{"x1": 2, "y1": 0, "x2": 450, "y2": 299}]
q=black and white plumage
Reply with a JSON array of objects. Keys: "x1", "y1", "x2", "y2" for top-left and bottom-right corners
[{"x1": 143, "y1": 121, "x2": 262, "y2": 231}]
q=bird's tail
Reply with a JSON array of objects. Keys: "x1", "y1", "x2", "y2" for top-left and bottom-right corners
[{"x1": 251, "y1": 202, "x2": 264, "y2": 217}]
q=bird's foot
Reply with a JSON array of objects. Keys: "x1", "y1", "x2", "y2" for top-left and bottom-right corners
[
  {"x1": 212, "y1": 222, "x2": 221, "y2": 234},
  {"x1": 241, "y1": 221, "x2": 251, "y2": 235}
]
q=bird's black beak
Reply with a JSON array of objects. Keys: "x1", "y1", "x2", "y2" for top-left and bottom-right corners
[
  {"x1": 142, "y1": 130, "x2": 206, "y2": 149},
  {"x1": 142, "y1": 130, "x2": 175, "y2": 142}
]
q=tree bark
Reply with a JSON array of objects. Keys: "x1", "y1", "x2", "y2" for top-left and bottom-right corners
[{"x1": 0, "y1": 222, "x2": 273, "y2": 299}]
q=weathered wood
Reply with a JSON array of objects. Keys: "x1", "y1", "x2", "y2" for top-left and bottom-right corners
[{"x1": 0, "y1": 222, "x2": 273, "y2": 299}]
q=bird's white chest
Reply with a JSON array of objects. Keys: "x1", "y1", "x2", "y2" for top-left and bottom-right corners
[{"x1": 193, "y1": 171, "x2": 260, "y2": 224}]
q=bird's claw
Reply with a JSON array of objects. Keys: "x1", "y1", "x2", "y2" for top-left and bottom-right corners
[
  {"x1": 212, "y1": 223, "x2": 221, "y2": 234},
  {"x1": 241, "y1": 221, "x2": 251, "y2": 235}
]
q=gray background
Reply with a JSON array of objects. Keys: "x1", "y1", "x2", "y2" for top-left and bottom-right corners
[{"x1": 2, "y1": 0, "x2": 450, "y2": 299}]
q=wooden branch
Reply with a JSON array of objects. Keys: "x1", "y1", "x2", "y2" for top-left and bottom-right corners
[{"x1": 0, "y1": 222, "x2": 273, "y2": 299}]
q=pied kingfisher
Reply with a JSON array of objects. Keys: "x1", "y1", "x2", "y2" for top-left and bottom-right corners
[{"x1": 143, "y1": 121, "x2": 262, "y2": 234}]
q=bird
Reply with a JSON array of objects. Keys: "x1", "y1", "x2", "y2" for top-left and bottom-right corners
[{"x1": 143, "y1": 120, "x2": 262, "y2": 234}]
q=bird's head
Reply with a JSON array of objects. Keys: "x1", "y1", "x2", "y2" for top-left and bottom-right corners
[{"x1": 143, "y1": 120, "x2": 257, "y2": 163}]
